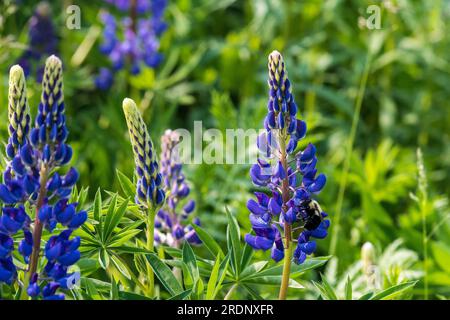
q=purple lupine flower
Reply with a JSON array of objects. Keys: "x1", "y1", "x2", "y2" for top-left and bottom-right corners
[
  {"x1": 16, "y1": 2, "x2": 58, "y2": 82},
  {"x1": 155, "y1": 130, "x2": 201, "y2": 247},
  {"x1": 0, "y1": 56, "x2": 85, "y2": 299},
  {"x1": 245, "y1": 51, "x2": 329, "y2": 265},
  {"x1": 96, "y1": 0, "x2": 168, "y2": 90}
]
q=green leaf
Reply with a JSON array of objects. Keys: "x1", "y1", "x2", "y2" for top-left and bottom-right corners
[
  {"x1": 93, "y1": 189, "x2": 102, "y2": 234},
  {"x1": 243, "y1": 256, "x2": 330, "y2": 281},
  {"x1": 181, "y1": 261, "x2": 194, "y2": 289},
  {"x1": 145, "y1": 253, "x2": 183, "y2": 295},
  {"x1": 107, "y1": 198, "x2": 130, "y2": 241},
  {"x1": 168, "y1": 289, "x2": 192, "y2": 300},
  {"x1": 206, "y1": 255, "x2": 223, "y2": 300},
  {"x1": 369, "y1": 281, "x2": 417, "y2": 300},
  {"x1": 110, "y1": 279, "x2": 119, "y2": 300},
  {"x1": 182, "y1": 242, "x2": 199, "y2": 282},
  {"x1": 239, "y1": 242, "x2": 254, "y2": 270},
  {"x1": 345, "y1": 276, "x2": 352, "y2": 300},
  {"x1": 312, "y1": 275, "x2": 338, "y2": 300},
  {"x1": 110, "y1": 255, "x2": 132, "y2": 280},
  {"x1": 243, "y1": 284, "x2": 264, "y2": 300},
  {"x1": 119, "y1": 291, "x2": 152, "y2": 300},
  {"x1": 191, "y1": 224, "x2": 223, "y2": 258},
  {"x1": 431, "y1": 242, "x2": 450, "y2": 273},
  {"x1": 192, "y1": 278, "x2": 205, "y2": 300},
  {"x1": 116, "y1": 170, "x2": 136, "y2": 198},
  {"x1": 239, "y1": 261, "x2": 268, "y2": 280},
  {"x1": 98, "y1": 249, "x2": 110, "y2": 270},
  {"x1": 225, "y1": 207, "x2": 241, "y2": 275},
  {"x1": 103, "y1": 195, "x2": 128, "y2": 241}
]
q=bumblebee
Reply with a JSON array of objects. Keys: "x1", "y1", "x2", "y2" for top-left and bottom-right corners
[{"x1": 301, "y1": 199, "x2": 323, "y2": 231}]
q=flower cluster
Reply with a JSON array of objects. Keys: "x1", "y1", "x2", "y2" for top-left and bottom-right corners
[
  {"x1": 0, "y1": 56, "x2": 86, "y2": 299},
  {"x1": 95, "y1": 0, "x2": 168, "y2": 90},
  {"x1": 155, "y1": 130, "x2": 201, "y2": 247},
  {"x1": 16, "y1": 2, "x2": 58, "y2": 82},
  {"x1": 245, "y1": 51, "x2": 330, "y2": 264},
  {"x1": 122, "y1": 98, "x2": 165, "y2": 209}
]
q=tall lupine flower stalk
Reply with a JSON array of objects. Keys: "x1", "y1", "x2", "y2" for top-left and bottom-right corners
[
  {"x1": 245, "y1": 51, "x2": 329, "y2": 300},
  {"x1": 155, "y1": 130, "x2": 201, "y2": 248},
  {"x1": 17, "y1": 2, "x2": 58, "y2": 82},
  {"x1": 96, "y1": 0, "x2": 167, "y2": 90},
  {"x1": 122, "y1": 98, "x2": 165, "y2": 297},
  {"x1": 0, "y1": 56, "x2": 86, "y2": 300}
]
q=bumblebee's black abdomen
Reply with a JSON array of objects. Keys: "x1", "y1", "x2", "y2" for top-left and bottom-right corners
[{"x1": 304, "y1": 214, "x2": 322, "y2": 230}]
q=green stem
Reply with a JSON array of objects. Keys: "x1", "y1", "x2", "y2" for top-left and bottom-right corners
[
  {"x1": 278, "y1": 132, "x2": 293, "y2": 300},
  {"x1": 329, "y1": 54, "x2": 372, "y2": 256},
  {"x1": 146, "y1": 207, "x2": 156, "y2": 297},
  {"x1": 278, "y1": 226, "x2": 293, "y2": 300},
  {"x1": 21, "y1": 166, "x2": 48, "y2": 300}
]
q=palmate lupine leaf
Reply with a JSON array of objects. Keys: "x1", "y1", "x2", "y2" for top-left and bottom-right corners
[{"x1": 145, "y1": 253, "x2": 183, "y2": 296}]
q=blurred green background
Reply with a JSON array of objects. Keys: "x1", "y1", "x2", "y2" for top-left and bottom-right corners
[{"x1": 0, "y1": 0, "x2": 449, "y2": 299}]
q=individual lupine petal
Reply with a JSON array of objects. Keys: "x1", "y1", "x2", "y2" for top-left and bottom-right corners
[
  {"x1": 12, "y1": 156, "x2": 26, "y2": 176},
  {"x1": 309, "y1": 220, "x2": 330, "y2": 239},
  {"x1": 58, "y1": 250, "x2": 80, "y2": 266},
  {"x1": 250, "y1": 163, "x2": 271, "y2": 186},
  {"x1": 282, "y1": 207, "x2": 296, "y2": 224},
  {"x1": 53, "y1": 199, "x2": 76, "y2": 225},
  {"x1": 307, "y1": 173, "x2": 327, "y2": 193},
  {"x1": 270, "y1": 228, "x2": 284, "y2": 262},
  {"x1": 254, "y1": 192, "x2": 270, "y2": 207},
  {"x1": 20, "y1": 143, "x2": 35, "y2": 166},
  {"x1": 42, "y1": 282, "x2": 64, "y2": 300},
  {"x1": 0, "y1": 233, "x2": 14, "y2": 258},
  {"x1": 173, "y1": 224, "x2": 184, "y2": 240},
  {"x1": 7, "y1": 65, "x2": 30, "y2": 158},
  {"x1": 59, "y1": 145, "x2": 73, "y2": 165},
  {"x1": 0, "y1": 184, "x2": 19, "y2": 204},
  {"x1": 297, "y1": 240, "x2": 317, "y2": 255},
  {"x1": 185, "y1": 228, "x2": 202, "y2": 245},
  {"x1": 61, "y1": 167, "x2": 79, "y2": 188},
  {"x1": 183, "y1": 200, "x2": 195, "y2": 214},
  {"x1": 268, "y1": 192, "x2": 282, "y2": 215},
  {"x1": 45, "y1": 261, "x2": 67, "y2": 280},
  {"x1": 250, "y1": 216, "x2": 276, "y2": 240},
  {"x1": 294, "y1": 120, "x2": 307, "y2": 140},
  {"x1": 45, "y1": 239, "x2": 62, "y2": 261},
  {"x1": 244, "y1": 234, "x2": 274, "y2": 251},
  {"x1": 27, "y1": 273, "x2": 40, "y2": 297},
  {"x1": 68, "y1": 211, "x2": 87, "y2": 229},
  {"x1": 247, "y1": 199, "x2": 267, "y2": 216},
  {"x1": 46, "y1": 173, "x2": 62, "y2": 192},
  {"x1": 300, "y1": 143, "x2": 316, "y2": 163},
  {"x1": 18, "y1": 230, "x2": 33, "y2": 262},
  {"x1": 0, "y1": 257, "x2": 17, "y2": 284},
  {"x1": 293, "y1": 247, "x2": 307, "y2": 265},
  {"x1": 273, "y1": 161, "x2": 286, "y2": 180},
  {"x1": 23, "y1": 174, "x2": 38, "y2": 195},
  {"x1": 0, "y1": 206, "x2": 29, "y2": 234}
]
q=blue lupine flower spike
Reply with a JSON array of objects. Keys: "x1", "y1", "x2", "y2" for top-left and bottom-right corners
[
  {"x1": 122, "y1": 98, "x2": 165, "y2": 209},
  {"x1": 7, "y1": 65, "x2": 31, "y2": 159},
  {"x1": 0, "y1": 57, "x2": 86, "y2": 300},
  {"x1": 95, "y1": 0, "x2": 168, "y2": 90},
  {"x1": 16, "y1": 2, "x2": 58, "y2": 81},
  {"x1": 245, "y1": 51, "x2": 330, "y2": 299},
  {"x1": 155, "y1": 130, "x2": 201, "y2": 248}
]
